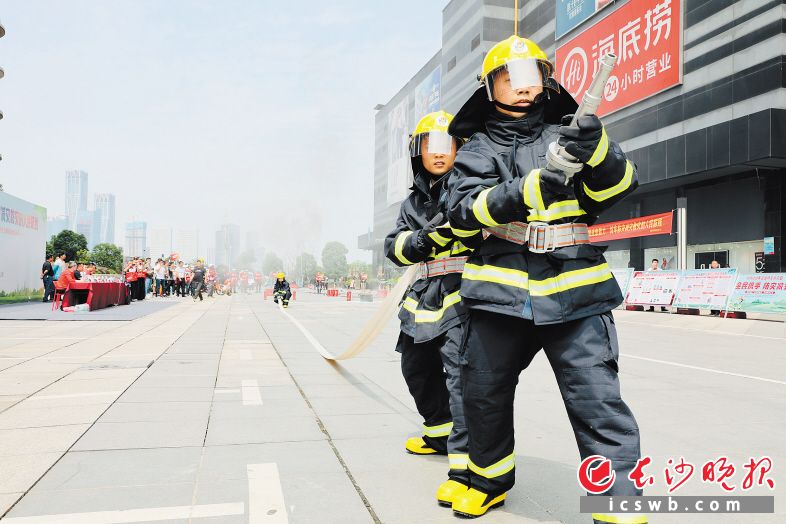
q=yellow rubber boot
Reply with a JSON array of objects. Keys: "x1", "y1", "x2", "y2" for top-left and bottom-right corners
[
  {"x1": 436, "y1": 479, "x2": 469, "y2": 507},
  {"x1": 405, "y1": 436, "x2": 438, "y2": 455},
  {"x1": 452, "y1": 488, "x2": 506, "y2": 518}
]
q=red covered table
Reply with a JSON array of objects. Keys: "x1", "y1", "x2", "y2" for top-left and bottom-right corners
[{"x1": 62, "y1": 282, "x2": 129, "y2": 311}]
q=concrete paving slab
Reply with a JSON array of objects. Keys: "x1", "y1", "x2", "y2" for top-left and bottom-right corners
[
  {"x1": 71, "y1": 418, "x2": 208, "y2": 451},
  {"x1": 204, "y1": 415, "x2": 324, "y2": 446},
  {"x1": 0, "y1": 494, "x2": 23, "y2": 517},
  {"x1": 0, "y1": 452, "x2": 63, "y2": 493},
  {"x1": 3, "y1": 482, "x2": 197, "y2": 518},
  {"x1": 98, "y1": 401, "x2": 211, "y2": 423},
  {"x1": 0, "y1": 424, "x2": 89, "y2": 456},
  {"x1": 207, "y1": 397, "x2": 312, "y2": 420},
  {"x1": 0, "y1": 403, "x2": 109, "y2": 429},
  {"x1": 116, "y1": 386, "x2": 215, "y2": 403},
  {"x1": 32, "y1": 447, "x2": 203, "y2": 491},
  {"x1": 320, "y1": 413, "x2": 419, "y2": 440}
]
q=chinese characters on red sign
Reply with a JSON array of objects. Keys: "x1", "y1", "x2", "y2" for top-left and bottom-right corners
[
  {"x1": 555, "y1": 0, "x2": 682, "y2": 116},
  {"x1": 626, "y1": 456, "x2": 775, "y2": 494},
  {"x1": 579, "y1": 455, "x2": 776, "y2": 494},
  {"x1": 588, "y1": 211, "x2": 673, "y2": 242}
]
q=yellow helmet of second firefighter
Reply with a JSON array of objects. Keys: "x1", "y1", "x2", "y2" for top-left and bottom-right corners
[
  {"x1": 277, "y1": 272, "x2": 285, "y2": 280},
  {"x1": 480, "y1": 35, "x2": 558, "y2": 102},
  {"x1": 409, "y1": 110, "x2": 461, "y2": 158}
]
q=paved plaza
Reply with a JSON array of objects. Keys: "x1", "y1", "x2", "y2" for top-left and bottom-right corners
[{"x1": 0, "y1": 292, "x2": 784, "y2": 523}]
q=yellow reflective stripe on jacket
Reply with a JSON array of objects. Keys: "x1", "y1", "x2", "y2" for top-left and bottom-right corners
[
  {"x1": 402, "y1": 296, "x2": 418, "y2": 314},
  {"x1": 587, "y1": 127, "x2": 609, "y2": 167},
  {"x1": 527, "y1": 199, "x2": 586, "y2": 222},
  {"x1": 529, "y1": 263, "x2": 613, "y2": 296},
  {"x1": 592, "y1": 514, "x2": 648, "y2": 524},
  {"x1": 472, "y1": 187, "x2": 501, "y2": 227},
  {"x1": 414, "y1": 291, "x2": 461, "y2": 323},
  {"x1": 468, "y1": 453, "x2": 515, "y2": 479},
  {"x1": 522, "y1": 169, "x2": 544, "y2": 210},
  {"x1": 451, "y1": 227, "x2": 481, "y2": 238},
  {"x1": 428, "y1": 231, "x2": 451, "y2": 247},
  {"x1": 394, "y1": 231, "x2": 415, "y2": 265},
  {"x1": 583, "y1": 160, "x2": 634, "y2": 202},
  {"x1": 463, "y1": 263, "x2": 529, "y2": 290},
  {"x1": 432, "y1": 249, "x2": 453, "y2": 260},
  {"x1": 423, "y1": 421, "x2": 452, "y2": 438},
  {"x1": 451, "y1": 242, "x2": 472, "y2": 255},
  {"x1": 449, "y1": 454, "x2": 469, "y2": 470}
]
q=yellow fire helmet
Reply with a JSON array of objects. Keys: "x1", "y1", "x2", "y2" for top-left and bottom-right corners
[
  {"x1": 277, "y1": 272, "x2": 285, "y2": 279},
  {"x1": 480, "y1": 35, "x2": 558, "y2": 102},
  {"x1": 409, "y1": 110, "x2": 461, "y2": 158}
]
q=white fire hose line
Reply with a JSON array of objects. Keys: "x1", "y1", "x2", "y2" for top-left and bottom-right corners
[{"x1": 275, "y1": 265, "x2": 419, "y2": 361}]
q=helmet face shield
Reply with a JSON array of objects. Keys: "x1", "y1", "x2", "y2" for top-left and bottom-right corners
[
  {"x1": 409, "y1": 131, "x2": 455, "y2": 157},
  {"x1": 484, "y1": 58, "x2": 558, "y2": 101}
]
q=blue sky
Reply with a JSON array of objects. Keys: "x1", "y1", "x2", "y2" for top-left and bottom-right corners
[{"x1": 0, "y1": 1, "x2": 447, "y2": 262}]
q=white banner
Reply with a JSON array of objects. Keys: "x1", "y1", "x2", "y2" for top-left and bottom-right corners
[
  {"x1": 386, "y1": 96, "x2": 410, "y2": 207},
  {"x1": 0, "y1": 192, "x2": 47, "y2": 293},
  {"x1": 625, "y1": 270, "x2": 680, "y2": 306},
  {"x1": 672, "y1": 269, "x2": 738, "y2": 309},
  {"x1": 611, "y1": 267, "x2": 634, "y2": 297}
]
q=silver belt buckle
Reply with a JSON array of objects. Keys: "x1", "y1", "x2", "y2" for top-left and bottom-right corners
[{"x1": 526, "y1": 221, "x2": 556, "y2": 254}]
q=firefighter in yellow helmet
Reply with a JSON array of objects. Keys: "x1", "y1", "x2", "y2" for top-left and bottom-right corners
[
  {"x1": 384, "y1": 110, "x2": 481, "y2": 506},
  {"x1": 446, "y1": 36, "x2": 646, "y2": 522},
  {"x1": 273, "y1": 272, "x2": 291, "y2": 308}
]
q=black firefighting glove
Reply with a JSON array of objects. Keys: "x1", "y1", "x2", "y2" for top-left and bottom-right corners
[
  {"x1": 557, "y1": 114, "x2": 605, "y2": 166},
  {"x1": 539, "y1": 167, "x2": 575, "y2": 197},
  {"x1": 415, "y1": 213, "x2": 447, "y2": 252}
]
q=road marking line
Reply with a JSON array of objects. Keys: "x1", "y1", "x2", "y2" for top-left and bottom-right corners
[
  {"x1": 241, "y1": 379, "x2": 263, "y2": 405},
  {"x1": 625, "y1": 355, "x2": 786, "y2": 386},
  {"x1": 616, "y1": 318, "x2": 785, "y2": 340},
  {"x1": 276, "y1": 305, "x2": 334, "y2": 360},
  {"x1": 240, "y1": 349, "x2": 253, "y2": 360},
  {"x1": 27, "y1": 391, "x2": 123, "y2": 401},
  {"x1": 247, "y1": 463, "x2": 288, "y2": 523},
  {"x1": 1, "y1": 502, "x2": 245, "y2": 523}
]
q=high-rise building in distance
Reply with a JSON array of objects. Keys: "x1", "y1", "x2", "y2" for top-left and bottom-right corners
[
  {"x1": 125, "y1": 221, "x2": 148, "y2": 259},
  {"x1": 93, "y1": 193, "x2": 116, "y2": 245},
  {"x1": 65, "y1": 170, "x2": 88, "y2": 231}
]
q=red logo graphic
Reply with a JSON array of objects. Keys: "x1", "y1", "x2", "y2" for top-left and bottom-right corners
[{"x1": 578, "y1": 455, "x2": 616, "y2": 494}]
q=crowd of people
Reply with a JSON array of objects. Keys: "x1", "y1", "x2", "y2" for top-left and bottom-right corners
[
  {"x1": 119, "y1": 257, "x2": 281, "y2": 303},
  {"x1": 40, "y1": 253, "x2": 98, "y2": 303}
]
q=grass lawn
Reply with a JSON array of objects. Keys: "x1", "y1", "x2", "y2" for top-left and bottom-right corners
[{"x1": 0, "y1": 292, "x2": 45, "y2": 305}]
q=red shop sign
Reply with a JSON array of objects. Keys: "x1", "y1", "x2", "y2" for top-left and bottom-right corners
[
  {"x1": 589, "y1": 211, "x2": 673, "y2": 242},
  {"x1": 555, "y1": 0, "x2": 682, "y2": 116}
]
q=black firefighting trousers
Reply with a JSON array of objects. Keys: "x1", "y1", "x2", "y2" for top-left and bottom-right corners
[
  {"x1": 461, "y1": 309, "x2": 642, "y2": 499},
  {"x1": 398, "y1": 325, "x2": 469, "y2": 484}
]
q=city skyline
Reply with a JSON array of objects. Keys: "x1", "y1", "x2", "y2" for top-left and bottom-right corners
[{"x1": 0, "y1": 1, "x2": 448, "y2": 263}]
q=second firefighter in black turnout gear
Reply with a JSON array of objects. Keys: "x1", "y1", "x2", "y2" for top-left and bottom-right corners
[
  {"x1": 445, "y1": 35, "x2": 646, "y2": 523},
  {"x1": 273, "y1": 273, "x2": 292, "y2": 308},
  {"x1": 384, "y1": 110, "x2": 480, "y2": 507}
]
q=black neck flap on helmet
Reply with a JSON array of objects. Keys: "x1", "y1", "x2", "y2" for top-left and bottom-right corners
[{"x1": 448, "y1": 83, "x2": 579, "y2": 140}]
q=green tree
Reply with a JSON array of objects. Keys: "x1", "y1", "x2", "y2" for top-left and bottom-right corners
[
  {"x1": 348, "y1": 260, "x2": 371, "y2": 277},
  {"x1": 294, "y1": 252, "x2": 317, "y2": 283},
  {"x1": 91, "y1": 243, "x2": 124, "y2": 272},
  {"x1": 75, "y1": 248, "x2": 91, "y2": 263},
  {"x1": 262, "y1": 252, "x2": 283, "y2": 275},
  {"x1": 51, "y1": 230, "x2": 88, "y2": 262},
  {"x1": 236, "y1": 249, "x2": 257, "y2": 269},
  {"x1": 322, "y1": 241, "x2": 348, "y2": 281}
]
